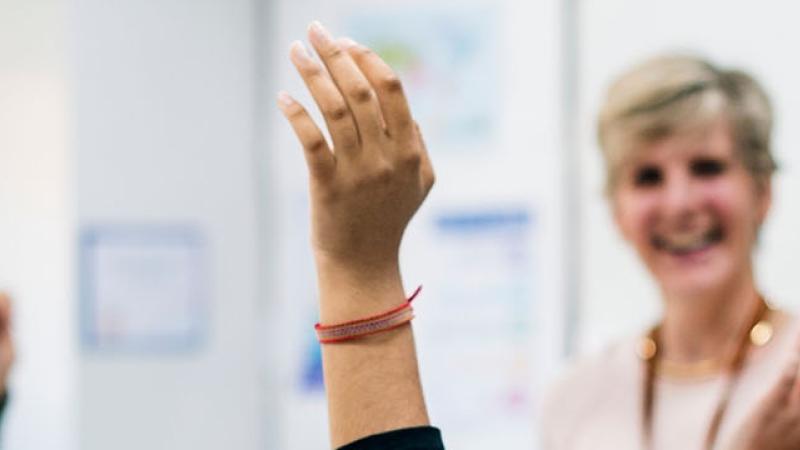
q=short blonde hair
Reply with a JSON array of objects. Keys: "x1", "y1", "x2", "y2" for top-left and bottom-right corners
[{"x1": 598, "y1": 54, "x2": 776, "y2": 192}]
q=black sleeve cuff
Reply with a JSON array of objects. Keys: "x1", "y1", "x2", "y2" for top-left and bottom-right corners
[
  {"x1": 337, "y1": 426, "x2": 445, "y2": 450},
  {"x1": 0, "y1": 390, "x2": 8, "y2": 421}
]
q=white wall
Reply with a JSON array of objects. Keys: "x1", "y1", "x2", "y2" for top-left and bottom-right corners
[
  {"x1": 0, "y1": 0, "x2": 77, "y2": 448},
  {"x1": 1, "y1": 1, "x2": 273, "y2": 448},
  {"x1": 576, "y1": 0, "x2": 800, "y2": 354},
  {"x1": 71, "y1": 0, "x2": 264, "y2": 449}
]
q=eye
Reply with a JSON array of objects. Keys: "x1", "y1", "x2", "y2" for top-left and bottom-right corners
[
  {"x1": 691, "y1": 158, "x2": 727, "y2": 177},
  {"x1": 633, "y1": 165, "x2": 663, "y2": 187}
]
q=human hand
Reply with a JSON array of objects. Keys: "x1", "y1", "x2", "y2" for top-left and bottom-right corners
[
  {"x1": 727, "y1": 337, "x2": 800, "y2": 450},
  {"x1": 277, "y1": 22, "x2": 434, "y2": 278},
  {"x1": 276, "y1": 24, "x2": 434, "y2": 444},
  {"x1": 0, "y1": 293, "x2": 14, "y2": 395}
]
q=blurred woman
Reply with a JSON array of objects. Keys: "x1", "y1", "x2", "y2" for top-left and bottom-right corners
[{"x1": 542, "y1": 55, "x2": 800, "y2": 450}]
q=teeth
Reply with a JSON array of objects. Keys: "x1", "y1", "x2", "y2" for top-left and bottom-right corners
[
  {"x1": 668, "y1": 232, "x2": 700, "y2": 248},
  {"x1": 654, "y1": 228, "x2": 722, "y2": 254},
  {"x1": 667, "y1": 237, "x2": 708, "y2": 252}
]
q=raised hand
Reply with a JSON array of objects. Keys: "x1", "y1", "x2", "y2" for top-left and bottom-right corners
[
  {"x1": 728, "y1": 337, "x2": 800, "y2": 450},
  {"x1": 277, "y1": 23, "x2": 434, "y2": 448},
  {"x1": 277, "y1": 22, "x2": 434, "y2": 300}
]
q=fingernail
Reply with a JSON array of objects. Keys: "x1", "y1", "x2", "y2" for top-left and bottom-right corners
[
  {"x1": 289, "y1": 40, "x2": 311, "y2": 64},
  {"x1": 276, "y1": 91, "x2": 294, "y2": 108},
  {"x1": 338, "y1": 37, "x2": 357, "y2": 49},
  {"x1": 309, "y1": 20, "x2": 333, "y2": 45}
]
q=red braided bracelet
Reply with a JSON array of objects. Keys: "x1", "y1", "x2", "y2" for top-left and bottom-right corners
[{"x1": 314, "y1": 286, "x2": 422, "y2": 344}]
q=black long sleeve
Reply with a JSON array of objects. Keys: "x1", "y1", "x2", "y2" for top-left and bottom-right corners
[{"x1": 337, "y1": 426, "x2": 445, "y2": 450}]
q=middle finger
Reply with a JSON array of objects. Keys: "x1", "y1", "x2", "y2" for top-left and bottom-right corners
[{"x1": 307, "y1": 21, "x2": 386, "y2": 146}]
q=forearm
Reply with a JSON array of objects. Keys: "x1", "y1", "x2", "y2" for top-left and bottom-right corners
[{"x1": 317, "y1": 258, "x2": 429, "y2": 448}]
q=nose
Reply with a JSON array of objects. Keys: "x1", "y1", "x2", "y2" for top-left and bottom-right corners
[{"x1": 661, "y1": 170, "x2": 701, "y2": 220}]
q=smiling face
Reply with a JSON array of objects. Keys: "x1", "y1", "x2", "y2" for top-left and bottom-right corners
[{"x1": 611, "y1": 118, "x2": 771, "y2": 298}]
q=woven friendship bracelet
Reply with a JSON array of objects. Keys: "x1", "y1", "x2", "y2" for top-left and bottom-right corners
[{"x1": 315, "y1": 286, "x2": 422, "y2": 343}]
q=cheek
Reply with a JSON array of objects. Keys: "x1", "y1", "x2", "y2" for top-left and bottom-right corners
[
  {"x1": 700, "y1": 179, "x2": 760, "y2": 239},
  {"x1": 614, "y1": 192, "x2": 659, "y2": 243}
]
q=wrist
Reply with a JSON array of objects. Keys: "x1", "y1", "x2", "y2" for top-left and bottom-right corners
[{"x1": 314, "y1": 253, "x2": 406, "y2": 324}]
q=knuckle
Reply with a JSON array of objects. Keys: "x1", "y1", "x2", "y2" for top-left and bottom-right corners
[
  {"x1": 354, "y1": 163, "x2": 393, "y2": 188},
  {"x1": 324, "y1": 45, "x2": 345, "y2": 60},
  {"x1": 286, "y1": 103, "x2": 306, "y2": 119},
  {"x1": 380, "y1": 74, "x2": 404, "y2": 94},
  {"x1": 306, "y1": 138, "x2": 327, "y2": 154},
  {"x1": 355, "y1": 46, "x2": 374, "y2": 58},
  {"x1": 401, "y1": 151, "x2": 421, "y2": 168},
  {"x1": 305, "y1": 65, "x2": 326, "y2": 80},
  {"x1": 349, "y1": 45, "x2": 374, "y2": 63},
  {"x1": 374, "y1": 164, "x2": 394, "y2": 184},
  {"x1": 348, "y1": 85, "x2": 373, "y2": 104},
  {"x1": 325, "y1": 103, "x2": 350, "y2": 121}
]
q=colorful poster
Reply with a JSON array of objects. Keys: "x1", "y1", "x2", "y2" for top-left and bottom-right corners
[{"x1": 346, "y1": 8, "x2": 499, "y2": 153}]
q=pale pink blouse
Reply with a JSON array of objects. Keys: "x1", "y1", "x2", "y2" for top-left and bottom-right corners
[{"x1": 542, "y1": 312, "x2": 799, "y2": 450}]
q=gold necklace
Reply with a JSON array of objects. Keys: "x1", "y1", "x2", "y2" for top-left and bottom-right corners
[
  {"x1": 637, "y1": 297, "x2": 773, "y2": 450},
  {"x1": 636, "y1": 314, "x2": 774, "y2": 380}
]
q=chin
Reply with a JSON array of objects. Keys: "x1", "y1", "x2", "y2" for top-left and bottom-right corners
[{"x1": 653, "y1": 259, "x2": 740, "y2": 299}]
